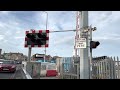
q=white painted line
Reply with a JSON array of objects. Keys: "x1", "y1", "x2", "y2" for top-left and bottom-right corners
[{"x1": 22, "y1": 68, "x2": 32, "y2": 79}]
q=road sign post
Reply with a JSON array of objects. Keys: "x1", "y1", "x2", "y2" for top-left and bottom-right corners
[
  {"x1": 89, "y1": 26, "x2": 92, "y2": 79},
  {"x1": 28, "y1": 47, "x2": 32, "y2": 62}
]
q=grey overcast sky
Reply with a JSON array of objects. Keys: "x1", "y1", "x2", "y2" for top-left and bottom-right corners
[{"x1": 0, "y1": 11, "x2": 119, "y2": 57}]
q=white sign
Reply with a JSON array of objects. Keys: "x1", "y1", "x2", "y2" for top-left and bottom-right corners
[
  {"x1": 76, "y1": 38, "x2": 86, "y2": 48},
  {"x1": 35, "y1": 54, "x2": 44, "y2": 58}
]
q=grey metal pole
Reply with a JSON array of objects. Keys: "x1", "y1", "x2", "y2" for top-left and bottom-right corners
[
  {"x1": 113, "y1": 57, "x2": 116, "y2": 79},
  {"x1": 117, "y1": 57, "x2": 119, "y2": 79},
  {"x1": 28, "y1": 47, "x2": 32, "y2": 62},
  {"x1": 89, "y1": 26, "x2": 92, "y2": 79},
  {"x1": 80, "y1": 11, "x2": 90, "y2": 79},
  {"x1": 42, "y1": 11, "x2": 48, "y2": 62}
]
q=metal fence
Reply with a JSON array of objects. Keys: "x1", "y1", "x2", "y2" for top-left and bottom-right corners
[
  {"x1": 26, "y1": 61, "x2": 41, "y2": 79},
  {"x1": 62, "y1": 63, "x2": 79, "y2": 79},
  {"x1": 61, "y1": 56, "x2": 120, "y2": 79},
  {"x1": 60, "y1": 57, "x2": 80, "y2": 79},
  {"x1": 92, "y1": 56, "x2": 120, "y2": 79}
]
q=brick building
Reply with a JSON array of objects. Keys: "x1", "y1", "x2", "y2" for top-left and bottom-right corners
[
  {"x1": 32, "y1": 54, "x2": 52, "y2": 61},
  {"x1": 3, "y1": 52, "x2": 27, "y2": 61}
]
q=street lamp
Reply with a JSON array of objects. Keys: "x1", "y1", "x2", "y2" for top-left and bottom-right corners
[{"x1": 42, "y1": 11, "x2": 48, "y2": 62}]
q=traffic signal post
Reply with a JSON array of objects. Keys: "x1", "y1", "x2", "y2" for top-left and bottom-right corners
[
  {"x1": 89, "y1": 26, "x2": 94, "y2": 79},
  {"x1": 89, "y1": 26, "x2": 93, "y2": 79},
  {"x1": 79, "y1": 11, "x2": 90, "y2": 79},
  {"x1": 28, "y1": 47, "x2": 32, "y2": 62},
  {"x1": 78, "y1": 11, "x2": 100, "y2": 79},
  {"x1": 88, "y1": 26, "x2": 100, "y2": 79}
]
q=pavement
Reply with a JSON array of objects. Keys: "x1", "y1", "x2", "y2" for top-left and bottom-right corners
[{"x1": 0, "y1": 72, "x2": 15, "y2": 79}]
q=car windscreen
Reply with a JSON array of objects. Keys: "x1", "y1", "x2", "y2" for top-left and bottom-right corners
[{"x1": 2, "y1": 61, "x2": 15, "y2": 64}]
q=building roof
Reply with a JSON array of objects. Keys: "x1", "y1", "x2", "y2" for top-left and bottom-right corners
[
  {"x1": 92, "y1": 56, "x2": 108, "y2": 60},
  {"x1": 3, "y1": 52, "x2": 23, "y2": 55}
]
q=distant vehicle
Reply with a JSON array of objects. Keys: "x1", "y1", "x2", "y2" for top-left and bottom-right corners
[
  {"x1": 0, "y1": 60, "x2": 16, "y2": 73},
  {"x1": 14, "y1": 60, "x2": 22, "y2": 64},
  {"x1": 16, "y1": 61, "x2": 21, "y2": 64}
]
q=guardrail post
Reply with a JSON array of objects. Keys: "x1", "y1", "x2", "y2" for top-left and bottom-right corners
[
  {"x1": 113, "y1": 57, "x2": 116, "y2": 79},
  {"x1": 117, "y1": 57, "x2": 119, "y2": 79}
]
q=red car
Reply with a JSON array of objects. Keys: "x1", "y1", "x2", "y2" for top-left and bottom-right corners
[{"x1": 0, "y1": 60, "x2": 16, "y2": 73}]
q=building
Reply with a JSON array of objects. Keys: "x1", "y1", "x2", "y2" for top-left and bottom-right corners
[
  {"x1": 31, "y1": 54, "x2": 52, "y2": 62},
  {"x1": 3, "y1": 52, "x2": 27, "y2": 61}
]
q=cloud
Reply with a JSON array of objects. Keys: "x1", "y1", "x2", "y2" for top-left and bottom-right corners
[
  {"x1": 94, "y1": 34, "x2": 120, "y2": 41},
  {"x1": 90, "y1": 11, "x2": 120, "y2": 40},
  {"x1": 0, "y1": 11, "x2": 11, "y2": 15},
  {"x1": 35, "y1": 11, "x2": 76, "y2": 30},
  {"x1": 54, "y1": 36, "x2": 74, "y2": 45},
  {"x1": 2, "y1": 39, "x2": 8, "y2": 43},
  {"x1": 88, "y1": 11, "x2": 120, "y2": 57},
  {"x1": 89, "y1": 11, "x2": 113, "y2": 28},
  {"x1": 0, "y1": 12, "x2": 26, "y2": 54},
  {"x1": 0, "y1": 35, "x2": 4, "y2": 40},
  {"x1": 34, "y1": 11, "x2": 76, "y2": 56},
  {"x1": 14, "y1": 36, "x2": 24, "y2": 39}
]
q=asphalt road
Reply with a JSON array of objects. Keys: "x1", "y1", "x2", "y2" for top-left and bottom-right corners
[
  {"x1": 0, "y1": 64, "x2": 24, "y2": 79},
  {"x1": 0, "y1": 72, "x2": 15, "y2": 79}
]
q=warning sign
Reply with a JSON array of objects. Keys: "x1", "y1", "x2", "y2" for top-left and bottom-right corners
[{"x1": 76, "y1": 38, "x2": 86, "y2": 48}]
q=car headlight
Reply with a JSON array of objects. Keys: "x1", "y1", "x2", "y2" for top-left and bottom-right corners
[{"x1": 11, "y1": 65, "x2": 15, "y2": 68}]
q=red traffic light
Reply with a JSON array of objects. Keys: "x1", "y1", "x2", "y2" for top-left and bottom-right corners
[{"x1": 25, "y1": 30, "x2": 49, "y2": 48}]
